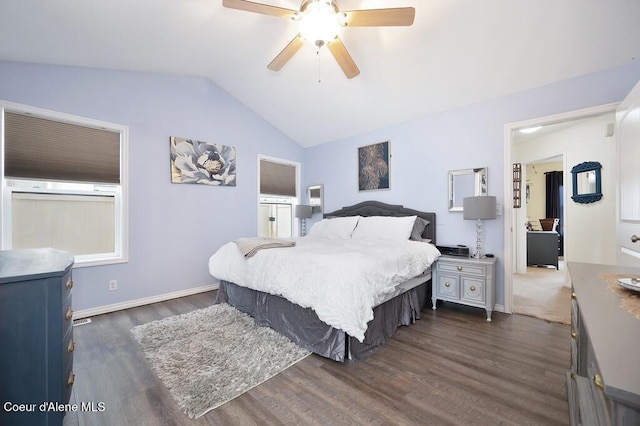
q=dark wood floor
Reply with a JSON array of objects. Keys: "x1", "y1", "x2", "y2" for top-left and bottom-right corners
[{"x1": 63, "y1": 291, "x2": 570, "y2": 426}]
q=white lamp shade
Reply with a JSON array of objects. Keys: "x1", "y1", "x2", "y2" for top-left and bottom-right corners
[
  {"x1": 295, "y1": 205, "x2": 313, "y2": 219},
  {"x1": 463, "y1": 196, "x2": 497, "y2": 220}
]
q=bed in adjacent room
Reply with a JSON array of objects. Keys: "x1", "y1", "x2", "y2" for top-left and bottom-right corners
[{"x1": 208, "y1": 201, "x2": 440, "y2": 362}]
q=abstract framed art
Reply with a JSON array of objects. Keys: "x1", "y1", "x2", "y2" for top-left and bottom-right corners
[
  {"x1": 358, "y1": 141, "x2": 390, "y2": 191},
  {"x1": 170, "y1": 136, "x2": 236, "y2": 186}
]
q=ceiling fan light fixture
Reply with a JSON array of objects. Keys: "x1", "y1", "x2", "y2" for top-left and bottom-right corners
[
  {"x1": 222, "y1": 0, "x2": 415, "y2": 79},
  {"x1": 299, "y1": 0, "x2": 341, "y2": 45}
]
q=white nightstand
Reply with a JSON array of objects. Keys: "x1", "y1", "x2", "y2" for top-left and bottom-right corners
[{"x1": 431, "y1": 255, "x2": 497, "y2": 321}]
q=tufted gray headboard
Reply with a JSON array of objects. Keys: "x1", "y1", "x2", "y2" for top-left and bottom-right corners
[{"x1": 324, "y1": 200, "x2": 436, "y2": 244}]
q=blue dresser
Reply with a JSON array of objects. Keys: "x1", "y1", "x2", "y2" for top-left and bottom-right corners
[{"x1": 0, "y1": 248, "x2": 74, "y2": 426}]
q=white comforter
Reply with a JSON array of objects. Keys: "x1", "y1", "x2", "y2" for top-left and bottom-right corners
[{"x1": 208, "y1": 237, "x2": 440, "y2": 342}]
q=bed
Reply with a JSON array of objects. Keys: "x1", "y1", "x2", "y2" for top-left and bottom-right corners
[{"x1": 208, "y1": 201, "x2": 439, "y2": 362}]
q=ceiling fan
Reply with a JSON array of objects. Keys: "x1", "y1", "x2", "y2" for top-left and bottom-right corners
[{"x1": 222, "y1": 0, "x2": 415, "y2": 79}]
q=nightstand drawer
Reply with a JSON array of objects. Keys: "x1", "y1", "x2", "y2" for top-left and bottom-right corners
[
  {"x1": 438, "y1": 261, "x2": 485, "y2": 276},
  {"x1": 461, "y1": 277, "x2": 485, "y2": 303},
  {"x1": 436, "y1": 274, "x2": 459, "y2": 299}
]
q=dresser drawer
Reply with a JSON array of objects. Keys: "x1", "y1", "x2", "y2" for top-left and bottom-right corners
[
  {"x1": 63, "y1": 325, "x2": 74, "y2": 368},
  {"x1": 63, "y1": 362, "x2": 74, "y2": 405},
  {"x1": 438, "y1": 261, "x2": 486, "y2": 276},
  {"x1": 436, "y1": 274, "x2": 459, "y2": 299},
  {"x1": 62, "y1": 272, "x2": 74, "y2": 298},
  {"x1": 62, "y1": 290, "x2": 73, "y2": 330},
  {"x1": 587, "y1": 363, "x2": 611, "y2": 425},
  {"x1": 570, "y1": 338, "x2": 578, "y2": 374}
]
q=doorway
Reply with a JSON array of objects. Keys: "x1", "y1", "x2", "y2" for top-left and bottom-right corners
[
  {"x1": 512, "y1": 156, "x2": 569, "y2": 323},
  {"x1": 503, "y1": 104, "x2": 618, "y2": 316}
]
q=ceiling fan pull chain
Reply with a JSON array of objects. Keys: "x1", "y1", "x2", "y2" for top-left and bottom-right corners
[
  {"x1": 318, "y1": 48, "x2": 321, "y2": 83},
  {"x1": 316, "y1": 40, "x2": 323, "y2": 83}
]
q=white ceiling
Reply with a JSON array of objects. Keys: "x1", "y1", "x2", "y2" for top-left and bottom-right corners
[{"x1": 0, "y1": 0, "x2": 638, "y2": 147}]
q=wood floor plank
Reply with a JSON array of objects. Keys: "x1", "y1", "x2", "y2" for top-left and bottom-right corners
[
  {"x1": 73, "y1": 363, "x2": 128, "y2": 426},
  {"x1": 67, "y1": 291, "x2": 570, "y2": 425},
  {"x1": 120, "y1": 386, "x2": 209, "y2": 426}
]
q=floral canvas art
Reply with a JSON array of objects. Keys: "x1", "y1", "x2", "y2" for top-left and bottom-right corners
[
  {"x1": 170, "y1": 136, "x2": 236, "y2": 186},
  {"x1": 358, "y1": 141, "x2": 390, "y2": 191}
]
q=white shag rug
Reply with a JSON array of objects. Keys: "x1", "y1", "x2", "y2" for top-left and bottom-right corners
[{"x1": 131, "y1": 303, "x2": 310, "y2": 419}]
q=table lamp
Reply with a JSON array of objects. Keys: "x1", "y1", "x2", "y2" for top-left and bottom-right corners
[
  {"x1": 294, "y1": 205, "x2": 313, "y2": 236},
  {"x1": 463, "y1": 196, "x2": 497, "y2": 258}
]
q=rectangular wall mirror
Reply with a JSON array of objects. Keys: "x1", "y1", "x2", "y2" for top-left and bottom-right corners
[
  {"x1": 448, "y1": 167, "x2": 488, "y2": 212},
  {"x1": 307, "y1": 184, "x2": 323, "y2": 213}
]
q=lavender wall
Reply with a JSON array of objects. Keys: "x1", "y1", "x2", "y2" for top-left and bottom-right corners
[
  {"x1": 303, "y1": 62, "x2": 640, "y2": 307},
  {"x1": 0, "y1": 61, "x2": 303, "y2": 312},
  {"x1": 1, "y1": 60, "x2": 639, "y2": 313}
]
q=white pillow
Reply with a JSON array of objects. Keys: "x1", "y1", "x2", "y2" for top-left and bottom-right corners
[
  {"x1": 308, "y1": 216, "x2": 360, "y2": 239},
  {"x1": 351, "y1": 215, "x2": 417, "y2": 242}
]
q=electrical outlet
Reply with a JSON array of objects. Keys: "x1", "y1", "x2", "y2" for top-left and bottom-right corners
[{"x1": 109, "y1": 280, "x2": 117, "y2": 291}]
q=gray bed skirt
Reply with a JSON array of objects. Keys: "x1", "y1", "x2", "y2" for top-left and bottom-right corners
[{"x1": 215, "y1": 280, "x2": 430, "y2": 362}]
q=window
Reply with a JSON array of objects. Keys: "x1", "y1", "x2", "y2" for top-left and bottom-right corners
[
  {"x1": 257, "y1": 157, "x2": 299, "y2": 238},
  {"x1": 1, "y1": 101, "x2": 128, "y2": 267}
]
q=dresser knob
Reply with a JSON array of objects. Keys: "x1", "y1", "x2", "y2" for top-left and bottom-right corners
[
  {"x1": 470, "y1": 286, "x2": 476, "y2": 291},
  {"x1": 571, "y1": 330, "x2": 577, "y2": 340},
  {"x1": 66, "y1": 277, "x2": 73, "y2": 290},
  {"x1": 68, "y1": 339, "x2": 75, "y2": 353},
  {"x1": 67, "y1": 372, "x2": 75, "y2": 387},
  {"x1": 571, "y1": 292, "x2": 577, "y2": 300},
  {"x1": 65, "y1": 307, "x2": 73, "y2": 321},
  {"x1": 457, "y1": 265, "x2": 463, "y2": 271},
  {"x1": 593, "y1": 374, "x2": 604, "y2": 390},
  {"x1": 444, "y1": 282, "x2": 451, "y2": 288}
]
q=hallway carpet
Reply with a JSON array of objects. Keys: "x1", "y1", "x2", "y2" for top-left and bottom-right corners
[{"x1": 513, "y1": 261, "x2": 571, "y2": 324}]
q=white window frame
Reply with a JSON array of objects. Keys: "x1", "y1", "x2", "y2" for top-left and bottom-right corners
[
  {"x1": 0, "y1": 100, "x2": 129, "y2": 267},
  {"x1": 257, "y1": 155, "x2": 301, "y2": 237}
]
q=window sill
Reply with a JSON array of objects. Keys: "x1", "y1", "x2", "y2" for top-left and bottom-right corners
[{"x1": 73, "y1": 253, "x2": 128, "y2": 268}]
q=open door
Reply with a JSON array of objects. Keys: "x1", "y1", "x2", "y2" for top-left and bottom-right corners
[{"x1": 616, "y1": 79, "x2": 640, "y2": 267}]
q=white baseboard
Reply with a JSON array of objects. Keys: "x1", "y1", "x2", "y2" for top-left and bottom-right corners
[
  {"x1": 73, "y1": 283, "x2": 219, "y2": 320},
  {"x1": 494, "y1": 303, "x2": 506, "y2": 314}
]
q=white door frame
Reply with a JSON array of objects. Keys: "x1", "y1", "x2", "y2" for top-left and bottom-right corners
[{"x1": 503, "y1": 103, "x2": 618, "y2": 314}]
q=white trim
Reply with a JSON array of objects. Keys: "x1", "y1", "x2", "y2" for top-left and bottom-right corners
[
  {"x1": 72, "y1": 283, "x2": 219, "y2": 320},
  {"x1": 503, "y1": 102, "x2": 618, "y2": 315}
]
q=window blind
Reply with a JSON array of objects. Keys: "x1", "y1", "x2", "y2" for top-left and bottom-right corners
[
  {"x1": 259, "y1": 160, "x2": 296, "y2": 197},
  {"x1": 4, "y1": 111, "x2": 121, "y2": 184}
]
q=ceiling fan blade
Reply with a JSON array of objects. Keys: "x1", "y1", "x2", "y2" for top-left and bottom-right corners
[
  {"x1": 222, "y1": 0, "x2": 298, "y2": 19},
  {"x1": 344, "y1": 7, "x2": 415, "y2": 27},
  {"x1": 327, "y1": 37, "x2": 360, "y2": 79},
  {"x1": 267, "y1": 35, "x2": 305, "y2": 71}
]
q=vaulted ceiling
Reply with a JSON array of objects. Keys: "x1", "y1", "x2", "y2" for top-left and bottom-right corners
[{"x1": 0, "y1": 0, "x2": 638, "y2": 147}]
